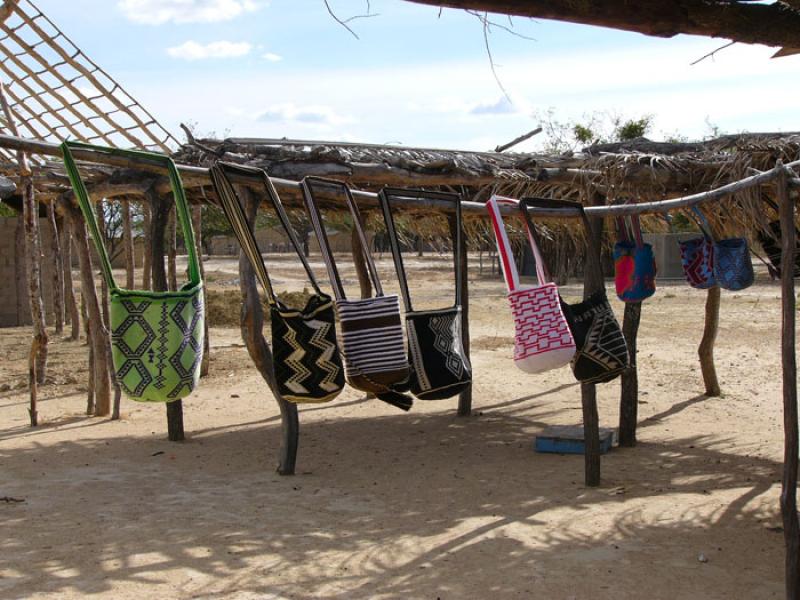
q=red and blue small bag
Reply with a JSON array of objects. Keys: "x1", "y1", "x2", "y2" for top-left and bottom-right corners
[{"x1": 613, "y1": 214, "x2": 656, "y2": 302}]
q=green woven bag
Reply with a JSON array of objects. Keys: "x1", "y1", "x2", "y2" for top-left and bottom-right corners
[{"x1": 62, "y1": 141, "x2": 205, "y2": 403}]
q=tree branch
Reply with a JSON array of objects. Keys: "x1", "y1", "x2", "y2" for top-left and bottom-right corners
[{"x1": 402, "y1": 0, "x2": 800, "y2": 48}]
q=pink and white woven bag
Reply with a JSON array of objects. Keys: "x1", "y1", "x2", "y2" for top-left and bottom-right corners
[{"x1": 486, "y1": 195, "x2": 576, "y2": 373}]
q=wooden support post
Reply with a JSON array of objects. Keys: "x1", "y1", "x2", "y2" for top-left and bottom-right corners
[
  {"x1": 46, "y1": 201, "x2": 64, "y2": 335},
  {"x1": 167, "y1": 204, "x2": 178, "y2": 292},
  {"x1": 14, "y1": 214, "x2": 26, "y2": 325},
  {"x1": 581, "y1": 192, "x2": 605, "y2": 487},
  {"x1": 449, "y1": 213, "x2": 472, "y2": 416},
  {"x1": 192, "y1": 204, "x2": 210, "y2": 377},
  {"x1": 619, "y1": 301, "x2": 642, "y2": 447},
  {"x1": 777, "y1": 168, "x2": 800, "y2": 600},
  {"x1": 66, "y1": 201, "x2": 111, "y2": 416},
  {"x1": 60, "y1": 207, "x2": 80, "y2": 341},
  {"x1": 122, "y1": 199, "x2": 135, "y2": 289},
  {"x1": 699, "y1": 286, "x2": 722, "y2": 397},
  {"x1": 351, "y1": 226, "x2": 373, "y2": 299},
  {"x1": 1, "y1": 83, "x2": 48, "y2": 396},
  {"x1": 95, "y1": 200, "x2": 123, "y2": 421},
  {"x1": 141, "y1": 200, "x2": 152, "y2": 289},
  {"x1": 80, "y1": 293, "x2": 94, "y2": 415},
  {"x1": 147, "y1": 188, "x2": 185, "y2": 441},
  {"x1": 237, "y1": 186, "x2": 298, "y2": 475}
]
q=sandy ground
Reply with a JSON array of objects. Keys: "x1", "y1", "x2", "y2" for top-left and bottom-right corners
[{"x1": 0, "y1": 254, "x2": 789, "y2": 599}]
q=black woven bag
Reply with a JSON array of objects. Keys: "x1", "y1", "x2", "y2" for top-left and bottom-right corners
[
  {"x1": 302, "y1": 177, "x2": 414, "y2": 411},
  {"x1": 378, "y1": 187, "x2": 472, "y2": 400},
  {"x1": 519, "y1": 197, "x2": 629, "y2": 384},
  {"x1": 210, "y1": 163, "x2": 345, "y2": 403}
]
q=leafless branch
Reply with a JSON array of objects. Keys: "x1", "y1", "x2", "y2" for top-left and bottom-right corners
[
  {"x1": 690, "y1": 41, "x2": 736, "y2": 66},
  {"x1": 323, "y1": 0, "x2": 378, "y2": 39}
]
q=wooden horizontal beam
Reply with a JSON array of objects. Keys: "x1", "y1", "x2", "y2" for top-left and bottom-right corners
[
  {"x1": 404, "y1": 0, "x2": 800, "y2": 48},
  {"x1": 0, "y1": 132, "x2": 797, "y2": 219}
]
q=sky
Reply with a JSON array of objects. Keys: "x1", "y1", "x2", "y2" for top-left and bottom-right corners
[{"x1": 34, "y1": 0, "x2": 800, "y2": 152}]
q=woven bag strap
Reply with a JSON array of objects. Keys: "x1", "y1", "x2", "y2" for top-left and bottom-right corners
[
  {"x1": 301, "y1": 176, "x2": 383, "y2": 301},
  {"x1": 210, "y1": 162, "x2": 323, "y2": 304},
  {"x1": 61, "y1": 142, "x2": 117, "y2": 290},
  {"x1": 378, "y1": 187, "x2": 464, "y2": 312},
  {"x1": 520, "y1": 196, "x2": 602, "y2": 285},
  {"x1": 629, "y1": 214, "x2": 645, "y2": 247},
  {"x1": 689, "y1": 205, "x2": 715, "y2": 241},
  {"x1": 486, "y1": 195, "x2": 548, "y2": 291},
  {"x1": 61, "y1": 141, "x2": 201, "y2": 291}
]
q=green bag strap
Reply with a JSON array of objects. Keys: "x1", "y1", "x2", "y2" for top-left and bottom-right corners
[{"x1": 61, "y1": 140, "x2": 202, "y2": 291}]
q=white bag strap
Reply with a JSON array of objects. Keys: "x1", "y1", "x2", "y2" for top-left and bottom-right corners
[{"x1": 486, "y1": 195, "x2": 548, "y2": 292}]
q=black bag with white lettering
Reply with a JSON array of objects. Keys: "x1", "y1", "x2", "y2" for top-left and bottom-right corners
[{"x1": 378, "y1": 188, "x2": 472, "y2": 400}]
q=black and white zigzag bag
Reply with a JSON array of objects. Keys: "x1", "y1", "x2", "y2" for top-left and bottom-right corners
[
  {"x1": 210, "y1": 162, "x2": 345, "y2": 403},
  {"x1": 378, "y1": 188, "x2": 472, "y2": 400},
  {"x1": 302, "y1": 177, "x2": 413, "y2": 411}
]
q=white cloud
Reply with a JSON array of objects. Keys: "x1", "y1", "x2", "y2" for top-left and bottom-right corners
[
  {"x1": 167, "y1": 40, "x2": 253, "y2": 60},
  {"x1": 118, "y1": 0, "x2": 260, "y2": 25},
  {"x1": 262, "y1": 52, "x2": 283, "y2": 62},
  {"x1": 132, "y1": 35, "x2": 800, "y2": 152},
  {"x1": 257, "y1": 103, "x2": 351, "y2": 126},
  {"x1": 469, "y1": 96, "x2": 516, "y2": 115}
]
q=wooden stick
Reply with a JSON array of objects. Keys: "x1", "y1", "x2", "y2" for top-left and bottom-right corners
[
  {"x1": 122, "y1": 200, "x2": 135, "y2": 289},
  {"x1": 0, "y1": 84, "x2": 47, "y2": 424},
  {"x1": 450, "y1": 213, "x2": 472, "y2": 417},
  {"x1": 147, "y1": 188, "x2": 185, "y2": 441},
  {"x1": 191, "y1": 204, "x2": 211, "y2": 377},
  {"x1": 167, "y1": 205, "x2": 178, "y2": 292},
  {"x1": 619, "y1": 301, "x2": 642, "y2": 447},
  {"x1": 236, "y1": 186, "x2": 298, "y2": 475},
  {"x1": 351, "y1": 227, "x2": 373, "y2": 299},
  {"x1": 58, "y1": 195, "x2": 80, "y2": 340},
  {"x1": 778, "y1": 165, "x2": 800, "y2": 599},
  {"x1": 699, "y1": 286, "x2": 722, "y2": 397},
  {"x1": 581, "y1": 190, "x2": 605, "y2": 487},
  {"x1": 67, "y1": 201, "x2": 111, "y2": 416},
  {"x1": 46, "y1": 201, "x2": 64, "y2": 334},
  {"x1": 495, "y1": 126, "x2": 543, "y2": 153}
]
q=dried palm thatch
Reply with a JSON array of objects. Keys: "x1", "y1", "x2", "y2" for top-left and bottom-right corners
[{"x1": 173, "y1": 133, "x2": 800, "y2": 248}]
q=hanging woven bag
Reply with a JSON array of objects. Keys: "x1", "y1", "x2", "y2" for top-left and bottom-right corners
[
  {"x1": 301, "y1": 177, "x2": 413, "y2": 411},
  {"x1": 518, "y1": 197, "x2": 629, "y2": 384},
  {"x1": 679, "y1": 206, "x2": 716, "y2": 289},
  {"x1": 613, "y1": 213, "x2": 656, "y2": 302},
  {"x1": 378, "y1": 187, "x2": 472, "y2": 400},
  {"x1": 714, "y1": 236, "x2": 754, "y2": 291},
  {"x1": 62, "y1": 141, "x2": 204, "y2": 403},
  {"x1": 210, "y1": 162, "x2": 345, "y2": 403},
  {"x1": 486, "y1": 195, "x2": 576, "y2": 374}
]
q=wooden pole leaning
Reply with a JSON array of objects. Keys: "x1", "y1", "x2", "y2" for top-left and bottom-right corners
[
  {"x1": 777, "y1": 165, "x2": 800, "y2": 600},
  {"x1": 146, "y1": 186, "x2": 185, "y2": 442},
  {"x1": 581, "y1": 190, "x2": 606, "y2": 487},
  {"x1": 619, "y1": 301, "x2": 642, "y2": 447},
  {"x1": 449, "y1": 213, "x2": 472, "y2": 417}
]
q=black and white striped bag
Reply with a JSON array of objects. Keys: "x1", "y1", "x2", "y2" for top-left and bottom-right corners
[
  {"x1": 378, "y1": 187, "x2": 472, "y2": 400},
  {"x1": 210, "y1": 162, "x2": 345, "y2": 403},
  {"x1": 301, "y1": 176, "x2": 413, "y2": 411}
]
